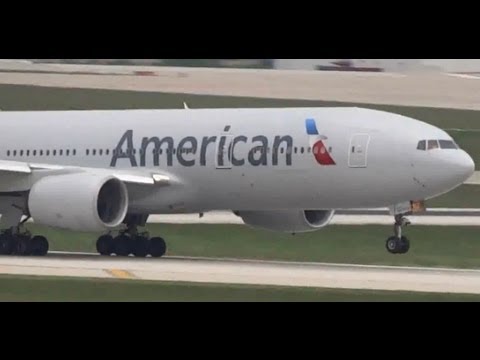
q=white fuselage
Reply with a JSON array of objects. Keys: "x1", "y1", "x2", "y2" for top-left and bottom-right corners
[{"x1": 0, "y1": 107, "x2": 474, "y2": 214}]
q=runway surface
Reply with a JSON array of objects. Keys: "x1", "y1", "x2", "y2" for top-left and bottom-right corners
[
  {"x1": 147, "y1": 211, "x2": 480, "y2": 226},
  {"x1": 1, "y1": 65, "x2": 480, "y2": 110},
  {"x1": 1, "y1": 252, "x2": 480, "y2": 295}
]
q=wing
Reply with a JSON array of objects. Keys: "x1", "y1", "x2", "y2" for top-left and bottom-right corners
[{"x1": 0, "y1": 160, "x2": 173, "y2": 191}]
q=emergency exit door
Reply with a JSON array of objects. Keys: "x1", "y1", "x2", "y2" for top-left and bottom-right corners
[{"x1": 349, "y1": 134, "x2": 370, "y2": 168}]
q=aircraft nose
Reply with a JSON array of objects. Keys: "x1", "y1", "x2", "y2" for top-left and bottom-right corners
[
  {"x1": 413, "y1": 149, "x2": 475, "y2": 198},
  {"x1": 457, "y1": 151, "x2": 475, "y2": 182},
  {"x1": 442, "y1": 150, "x2": 475, "y2": 186}
]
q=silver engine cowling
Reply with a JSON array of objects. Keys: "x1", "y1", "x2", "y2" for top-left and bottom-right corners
[
  {"x1": 235, "y1": 210, "x2": 335, "y2": 233},
  {"x1": 28, "y1": 173, "x2": 129, "y2": 232}
]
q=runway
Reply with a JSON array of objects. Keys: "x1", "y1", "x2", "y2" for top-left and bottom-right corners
[
  {"x1": 1, "y1": 252, "x2": 480, "y2": 295},
  {"x1": 1, "y1": 65, "x2": 480, "y2": 110},
  {"x1": 147, "y1": 210, "x2": 480, "y2": 226}
]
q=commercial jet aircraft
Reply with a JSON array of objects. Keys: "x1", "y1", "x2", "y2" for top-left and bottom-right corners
[{"x1": 0, "y1": 107, "x2": 474, "y2": 258}]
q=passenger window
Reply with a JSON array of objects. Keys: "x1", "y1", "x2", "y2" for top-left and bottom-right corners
[
  {"x1": 33, "y1": 150, "x2": 37, "y2": 156},
  {"x1": 428, "y1": 140, "x2": 439, "y2": 150},
  {"x1": 40, "y1": 150, "x2": 43, "y2": 156},
  {"x1": 99, "y1": 149, "x2": 103, "y2": 156},
  {"x1": 417, "y1": 140, "x2": 426, "y2": 151},
  {"x1": 46, "y1": 150, "x2": 50, "y2": 156},
  {"x1": 439, "y1": 140, "x2": 458, "y2": 149},
  {"x1": 66, "y1": 150, "x2": 70, "y2": 156},
  {"x1": 53, "y1": 150, "x2": 57, "y2": 156},
  {"x1": 60, "y1": 150, "x2": 63, "y2": 156},
  {"x1": 93, "y1": 149, "x2": 96, "y2": 156},
  {"x1": 7, "y1": 150, "x2": 10, "y2": 157},
  {"x1": 26, "y1": 150, "x2": 30, "y2": 156},
  {"x1": 73, "y1": 150, "x2": 76, "y2": 156}
]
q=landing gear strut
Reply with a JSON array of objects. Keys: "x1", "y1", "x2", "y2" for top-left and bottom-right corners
[{"x1": 386, "y1": 214, "x2": 411, "y2": 255}]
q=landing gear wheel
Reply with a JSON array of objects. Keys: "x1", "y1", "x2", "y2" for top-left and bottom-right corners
[
  {"x1": 386, "y1": 236, "x2": 410, "y2": 255},
  {"x1": 30, "y1": 236, "x2": 49, "y2": 256},
  {"x1": 0, "y1": 233, "x2": 14, "y2": 255},
  {"x1": 15, "y1": 236, "x2": 31, "y2": 256},
  {"x1": 386, "y1": 237, "x2": 400, "y2": 254},
  {"x1": 149, "y1": 237, "x2": 167, "y2": 258},
  {"x1": 114, "y1": 235, "x2": 132, "y2": 257},
  {"x1": 133, "y1": 236, "x2": 149, "y2": 258},
  {"x1": 97, "y1": 235, "x2": 114, "y2": 256},
  {"x1": 399, "y1": 237, "x2": 410, "y2": 254}
]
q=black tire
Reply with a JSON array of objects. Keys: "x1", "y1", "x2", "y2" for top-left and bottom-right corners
[
  {"x1": 30, "y1": 236, "x2": 49, "y2": 256},
  {"x1": 114, "y1": 235, "x2": 132, "y2": 257},
  {"x1": 15, "y1": 236, "x2": 31, "y2": 256},
  {"x1": 97, "y1": 235, "x2": 114, "y2": 256},
  {"x1": 386, "y1": 236, "x2": 400, "y2": 254},
  {"x1": 149, "y1": 237, "x2": 167, "y2": 258},
  {"x1": 0, "y1": 233, "x2": 14, "y2": 255},
  {"x1": 399, "y1": 236, "x2": 410, "y2": 254},
  {"x1": 133, "y1": 236, "x2": 149, "y2": 258}
]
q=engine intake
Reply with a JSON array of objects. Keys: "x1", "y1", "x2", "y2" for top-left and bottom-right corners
[{"x1": 28, "y1": 173, "x2": 129, "y2": 232}]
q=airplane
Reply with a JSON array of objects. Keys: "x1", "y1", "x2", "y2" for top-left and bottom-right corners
[{"x1": 0, "y1": 107, "x2": 474, "y2": 258}]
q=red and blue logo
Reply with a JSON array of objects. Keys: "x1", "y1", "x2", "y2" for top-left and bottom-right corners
[{"x1": 306, "y1": 119, "x2": 336, "y2": 166}]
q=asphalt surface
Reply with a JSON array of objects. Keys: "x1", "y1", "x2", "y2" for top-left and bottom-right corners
[{"x1": 0, "y1": 252, "x2": 479, "y2": 294}]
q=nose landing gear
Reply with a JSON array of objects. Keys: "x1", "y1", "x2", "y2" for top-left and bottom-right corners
[{"x1": 386, "y1": 214, "x2": 411, "y2": 255}]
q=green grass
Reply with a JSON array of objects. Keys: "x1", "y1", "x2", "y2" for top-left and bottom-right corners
[
  {"x1": 0, "y1": 275, "x2": 477, "y2": 301},
  {"x1": 0, "y1": 84, "x2": 478, "y2": 163},
  {"x1": 428, "y1": 184, "x2": 480, "y2": 208},
  {"x1": 32, "y1": 224, "x2": 480, "y2": 269}
]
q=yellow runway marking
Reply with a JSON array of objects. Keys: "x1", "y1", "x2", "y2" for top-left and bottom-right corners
[{"x1": 105, "y1": 269, "x2": 136, "y2": 280}]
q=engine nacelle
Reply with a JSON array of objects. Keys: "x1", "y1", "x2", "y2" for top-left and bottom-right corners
[
  {"x1": 28, "y1": 173, "x2": 129, "y2": 232},
  {"x1": 235, "y1": 209, "x2": 335, "y2": 233}
]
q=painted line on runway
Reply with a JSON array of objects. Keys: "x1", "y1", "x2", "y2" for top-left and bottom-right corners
[{"x1": 105, "y1": 269, "x2": 136, "y2": 280}]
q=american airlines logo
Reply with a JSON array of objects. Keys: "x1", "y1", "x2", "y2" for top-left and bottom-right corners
[
  {"x1": 306, "y1": 119, "x2": 336, "y2": 166},
  {"x1": 110, "y1": 119, "x2": 336, "y2": 168}
]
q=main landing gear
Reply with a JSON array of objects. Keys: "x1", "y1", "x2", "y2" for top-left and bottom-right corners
[
  {"x1": 96, "y1": 226, "x2": 167, "y2": 258},
  {"x1": 0, "y1": 229, "x2": 49, "y2": 256},
  {"x1": 385, "y1": 214, "x2": 411, "y2": 255}
]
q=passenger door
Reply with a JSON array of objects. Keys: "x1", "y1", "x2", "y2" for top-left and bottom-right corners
[{"x1": 348, "y1": 134, "x2": 370, "y2": 168}]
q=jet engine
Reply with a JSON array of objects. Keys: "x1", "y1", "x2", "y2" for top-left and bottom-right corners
[
  {"x1": 28, "y1": 173, "x2": 129, "y2": 232},
  {"x1": 235, "y1": 210, "x2": 335, "y2": 233}
]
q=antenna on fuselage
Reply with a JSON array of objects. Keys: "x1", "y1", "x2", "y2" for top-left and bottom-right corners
[{"x1": 183, "y1": 102, "x2": 189, "y2": 110}]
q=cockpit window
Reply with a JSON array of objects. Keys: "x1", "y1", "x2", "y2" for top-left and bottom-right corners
[
  {"x1": 428, "y1": 140, "x2": 439, "y2": 150},
  {"x1": 439, "y1": 140, "x2": 459, "y2": 149},
  {"x1": 418, "y1": 139, "x2": 459, "y2": 151},
  {"x1": 417, "y1": 140, "x2": 426, "y2": 151}
]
